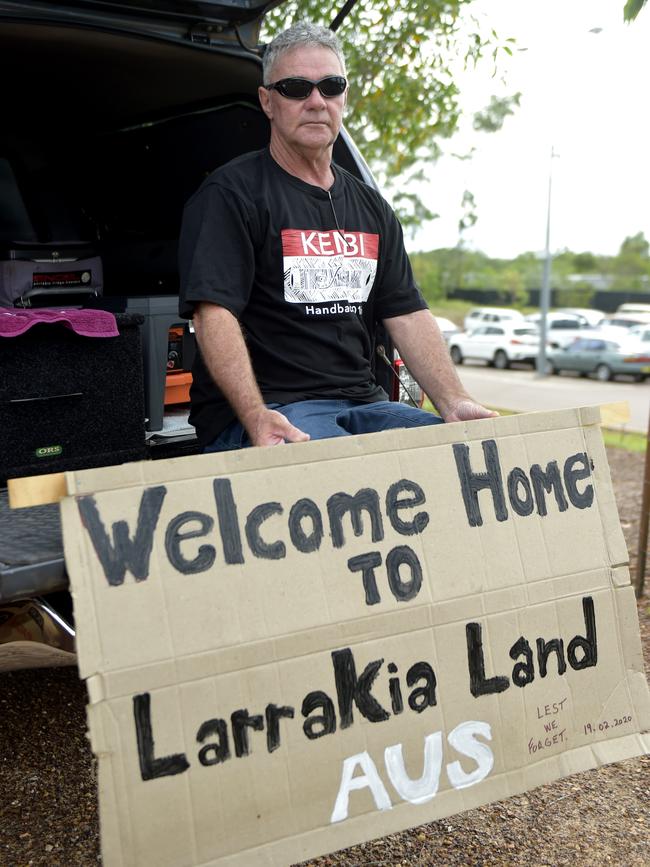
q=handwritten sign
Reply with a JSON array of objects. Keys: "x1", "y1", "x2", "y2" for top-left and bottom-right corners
[{"x1": 61, "y1": 407, "x2": 650, "y2": 867}]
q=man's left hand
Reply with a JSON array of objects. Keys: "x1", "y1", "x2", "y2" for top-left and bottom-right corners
[{"x1": 443, "y1": 399, "x2": 499, "y2": 423}]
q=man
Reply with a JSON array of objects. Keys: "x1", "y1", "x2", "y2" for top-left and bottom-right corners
[{"x1": 179, "y1": 22, "x2": 496, "y2": 452}]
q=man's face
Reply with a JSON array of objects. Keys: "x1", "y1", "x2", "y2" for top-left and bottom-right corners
[{"x1": 258, "y1": 45, "x2": 347, "y2": 156}]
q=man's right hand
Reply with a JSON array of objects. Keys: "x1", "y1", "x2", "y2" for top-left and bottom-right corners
[{"x1": 247, "y1": 408, "x2": 310, "y2": 447}]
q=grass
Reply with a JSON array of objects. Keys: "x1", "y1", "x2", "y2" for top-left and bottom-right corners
[
  {"x1": 423, "y1": 401, "x2": 648, "y2": 454},
  {"x1": 601, "y1": 427, "x2": 648, "y2": 453}
]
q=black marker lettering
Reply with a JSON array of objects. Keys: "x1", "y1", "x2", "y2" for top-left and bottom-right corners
[
  {"x1": 453, "y1": 440, "x2": 508, "y2": 527},
  {"x1": 164, "y1": 511, "x2": 215, "y2": 574},
  {"x1": 406, "y1": 661, "x2": 437, "y2": 712},
  {"x1": 230, "y1": 709, "x2": 264, "y2": 757},
  {"x1": 386, "y1": 545, "x2": 422, "y2": 602},
  {"x1": 265, "y1": 704, "x2": 295, "y2": 753},
  {"x1": 77, "y1": 487, "x2": 167, "y2": 586},
  {"x1": 466, "y1": 622, "x2": 510, "y2": 697},
  {"x1": 301, "y1": 691, "x2": 336, "y2": 740},
  {"x1": 327, "y1": 489, "x2": 384, "y2": 548},
  {"x1": 510, "y1": 637, "x2": 535, "y2": 687},
  {"x1": 213, "y1": 478, "x2": 244, "y2": 564},
  {"x1": 245, "y1": 502, "x2": 286, "y2": 560},
  {"x1": 133, "y1": 693, "x2": 189, "y2": 780},
  {"x1": 197, "y1": 718, "x2": 230, "y2": 766},
  {"x1": 530, "y1": 461, "x2": 568, "y2": 516},
  {"x1": 387, "y1": 662, "x2": 404, "y2": 714},
  {"x1": 536, "y1": 637, "x2": 567, "y2": 677},
  {"x1": 331, "y1": 648, "x2": 390, "y2": 728},
  {"x1": 507, "y1": 467, "x2": 534, "y2": 517},
  {"x1": 347, "y1": 551, "x2": 382, "y2": 605},
  {"x1": 386, "y1": 479, "x2": 429, "y2": 535},
  {"x1": 567, "y1": 596, "x2": 597, "y2": 669},
  {"x1": 288, "y1": 498, "x2": 324, "y2": 553},
  {"x1": 564, "y1": 454, "x2": 594, "y2": 510}
]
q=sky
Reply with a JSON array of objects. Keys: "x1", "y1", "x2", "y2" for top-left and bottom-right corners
[{"x1": 404, "y1": 0, "x2": 650, "y2": 259}]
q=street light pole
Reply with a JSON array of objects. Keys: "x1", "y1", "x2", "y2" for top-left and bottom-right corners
[{"x1": 536, "y1": 145, "x2": 558, "y2": 377}]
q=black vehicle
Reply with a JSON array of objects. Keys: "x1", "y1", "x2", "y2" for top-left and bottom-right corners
[{"x1": 0, "y1": 0, "x2": 418, "y2": 669}]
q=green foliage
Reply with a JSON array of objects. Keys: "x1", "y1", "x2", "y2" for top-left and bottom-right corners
[
  {"x1": 572, "y1": 252, "x2": 598, "y2": 272},
  {"x1": 495, "y1": 267, "x2": 527, "y2": 307},
  {"x1": 410, "y1": 231, "x2": 650, "y2": 299},
  {"x1": 610, "y1": 232, "x2": 650, "y2": 291},
  {"x1": 262, "y1": 1, "x2": 514, "y2": 228},
  {"x1": 559, "y1": 283, "x2": 595, "y2": 308},
  {"x1": 473, "y1": 92, "x2": 521, "y2": 132},
  {"x1": 624, "y1": 0, "x2": 647, "y2": 22}
]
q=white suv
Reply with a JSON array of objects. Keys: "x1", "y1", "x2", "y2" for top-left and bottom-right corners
[
  {"x1": 463, "y1": 306, "x2": 525, "y2": 332},
  {"x1": 449, "y1": 322, "x2": 541, "y2": 369}
]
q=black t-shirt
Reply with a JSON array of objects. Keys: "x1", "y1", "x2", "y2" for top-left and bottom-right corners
[{"x1": 178, "y1": 148, "x2": 427, "y2": 445}]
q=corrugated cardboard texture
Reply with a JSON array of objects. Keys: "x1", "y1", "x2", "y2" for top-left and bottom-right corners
[{"x1": 61, "y1": 407, "x2": 650, "y2": 867}]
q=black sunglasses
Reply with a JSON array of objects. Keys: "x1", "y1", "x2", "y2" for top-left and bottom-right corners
[{"x1": 264, "y1": 75, "x2": 347, "y2": 100}]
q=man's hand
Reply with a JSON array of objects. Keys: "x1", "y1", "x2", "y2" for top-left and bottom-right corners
[
  {"x1": 443, "y1": 399, "x2": 499, "y2": 423},
  {"x1": 246, "y1": 407, "x2": 310, "y2": 447}
]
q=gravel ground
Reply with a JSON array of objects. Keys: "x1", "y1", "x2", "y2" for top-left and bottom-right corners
[{"x1": 0, "y1": 446, "x2": 648, "y2": 866}]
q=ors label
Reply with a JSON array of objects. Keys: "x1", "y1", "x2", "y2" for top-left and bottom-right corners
[{"x1": 35, "y1": 445, "x2": 63, "y2": 458}]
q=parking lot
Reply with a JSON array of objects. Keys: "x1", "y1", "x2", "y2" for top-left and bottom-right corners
[{"x1": 455, "y1": 362, "x2": 649, "y2": 432}]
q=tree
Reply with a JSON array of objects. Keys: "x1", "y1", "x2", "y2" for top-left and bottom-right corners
[
  {"x1": 262, "y1": 1, "x2": 516, "y2": 228},
  {"x1": 624, "y1": 0, "x2": 647, "y2": 21},
  {"x1": 611, "y1": 232, "x2": 650, "y2": 291}
]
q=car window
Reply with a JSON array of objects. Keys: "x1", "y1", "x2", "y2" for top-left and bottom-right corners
[
  {"x1": 488, "y1": 327, "x2": 504, "y2": 335},
  {"x1": 549, "y1": 319, "x2": 580, "y2": 329},
  {"x1": 513, "y1": 327, "x2": 538, "y2": 336}
]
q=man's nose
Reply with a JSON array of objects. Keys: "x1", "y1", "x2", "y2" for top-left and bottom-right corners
[{"x1": 304, "y1": 85, "x2": 327, "y2": 108}]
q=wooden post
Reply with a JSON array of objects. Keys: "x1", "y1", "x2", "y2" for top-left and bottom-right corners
[{"x1": 636, "y1": 406, "x2": 650, "y2": 598}]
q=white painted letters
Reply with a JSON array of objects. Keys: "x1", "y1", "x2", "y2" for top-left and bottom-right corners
[
  {"x1": 331, "y1": 721, "x2": 494, "y2": 823},
  {"x1": 384, "y1": 732, "x2": 443, "y2": 804},
  {"x1": 330, "y1": 751, "x2": 392, "y2": 823}
]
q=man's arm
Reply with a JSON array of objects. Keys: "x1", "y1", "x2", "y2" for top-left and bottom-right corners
[
  {"x1": 193, "y1": 302, "x2": 309, "y2": 446},
  {"x1": 383, "y1": 309, "x2": 498, "y2": 422}
]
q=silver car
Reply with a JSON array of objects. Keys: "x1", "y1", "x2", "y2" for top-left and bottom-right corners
[{"x1": 547, "y1": 336, "x2": 650, "y2": 382}]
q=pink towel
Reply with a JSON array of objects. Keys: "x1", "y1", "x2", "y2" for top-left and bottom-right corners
[{"x1": 0, "y1": 308, "x2": 120, "y2": 338}]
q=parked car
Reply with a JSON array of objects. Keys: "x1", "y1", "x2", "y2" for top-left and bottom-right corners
[
  {"x1": 616, "y1": 302, "x2": 650, "y2": 315},
  {"x1": 463, "y1": 306, "x2": 525, "y2": 332},
  {"x1": 449, "y1": 323, "x2": 542, "y2": 369},
  {"x1": 435, "y1": 315, "x2": 460, "y2": 343},
  {"x1": 592, "y1": 313, "x2": 650, "y2": 342},
  {"x1": 628, "y1": 324, "x2": 650, "y2": 343},
  {"x1": 547, "y1": 337, "x2": 650, "y2": 382},
  {"x1": 555, "y1": 307, "x2": 605, "y2": 328},
  {"x1": 524, "y1": 312, "x2": 591, "y2": 348}
]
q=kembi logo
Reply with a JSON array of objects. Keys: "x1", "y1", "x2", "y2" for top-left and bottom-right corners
[{"x1": 282, "y1": 228, "x2": 379, "y2": 306}]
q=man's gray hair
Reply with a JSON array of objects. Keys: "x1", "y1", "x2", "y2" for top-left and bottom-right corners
[{"x1": 262, "y1": 22, "x2": 347, "y2": 84}]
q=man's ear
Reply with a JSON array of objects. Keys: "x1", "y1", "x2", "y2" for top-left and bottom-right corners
[{"x1": 258, "y1": 86, "x2": 273, "y2": 121}]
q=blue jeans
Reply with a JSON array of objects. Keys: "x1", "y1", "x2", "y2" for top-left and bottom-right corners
[{"x1": 204, "y1": 399, "x2": 444, "y2": 453}]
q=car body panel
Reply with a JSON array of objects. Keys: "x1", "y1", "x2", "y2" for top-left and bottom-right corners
[
  {"x1": 548, "y1": 337, "x2": 650, "y2": 380},
  {"x1": 463, "y1": 306, "x2": 524, "y2": 332},
  {"x1": 449, "y1": 324, "x2": 541, "y2": 366},
  {"x1": 555, "y1": 307, "x2": 605, "y2": 327},
  {"x1": 524, "y1": 312, "x2": 591, "y2": 348}
]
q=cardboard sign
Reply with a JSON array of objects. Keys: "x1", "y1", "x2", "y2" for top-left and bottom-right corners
[{"x1": 61, "y1": 407, "x2": 650, "y2": 867}]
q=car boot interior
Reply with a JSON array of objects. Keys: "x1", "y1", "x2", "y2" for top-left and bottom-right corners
[{"x1": 0, "y1": 20, "x2": 374, "y2": 440}]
